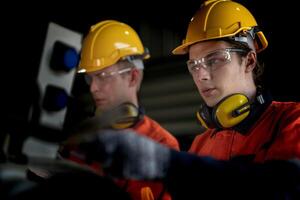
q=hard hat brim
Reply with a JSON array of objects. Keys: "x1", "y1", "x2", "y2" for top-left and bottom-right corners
[{"x1": 172, "y1": 41, "x2": 195, "y2": 55}]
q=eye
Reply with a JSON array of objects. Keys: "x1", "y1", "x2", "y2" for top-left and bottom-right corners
[
  {"x1": 187, "y1": 60, "x2": 202, "y2": 73},
  {"x1": 205, "y1": 52, "x2": 229, "y2": 69},
  {"x1": 206, "y1": 57, "x2": 223, "y2": 66},
  {"x1": 191, "y1": 65, "x2": 202, "y2": 72},
  {"x1": 187, "y1": 60, "x2": 196, "y2": 70},
  {"x1": 84, "y1": 74, "x2": 92, "y2": 85},
  {"x1": 96, "y1": 72, "x2": 107, "y2": 78}
]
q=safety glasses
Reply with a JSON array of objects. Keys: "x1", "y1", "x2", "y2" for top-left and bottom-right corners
[
  {"x1": 187, "y1": 48, "x2": 247, "y2": 75},
  {"x1": 84, "y1": 67, "x2": 132, "y2": 85}
]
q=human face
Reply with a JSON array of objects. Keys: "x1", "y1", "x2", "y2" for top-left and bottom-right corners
[
  {"x1": 85, "y1": 64, "x2": 133, "y2": 112},
  {"x1": 188, "y1": 40, "x2": 253, "y2": 107}
]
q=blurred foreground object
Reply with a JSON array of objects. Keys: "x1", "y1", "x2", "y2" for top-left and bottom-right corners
[{"x1": 76, "y1": 130, "x2": 300, "y2": 200}]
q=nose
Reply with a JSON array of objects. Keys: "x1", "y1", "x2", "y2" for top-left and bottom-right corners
[
  {"x1": 195, "y1": 66, "x2": 211, "y2": 82},
  {"x1": 89, "y1": 77, "x2": 99, "y2": 93}
]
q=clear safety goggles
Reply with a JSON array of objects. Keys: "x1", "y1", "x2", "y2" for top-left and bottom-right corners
[
  {"x1": 84, "y1": 67, "x2": 132, "y2": 85},
  {"x1": 187, "y1": 48, "x2": 247, "y2": 74}
]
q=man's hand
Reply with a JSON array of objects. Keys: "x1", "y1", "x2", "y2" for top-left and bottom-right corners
[{"x1": 78, "y1": 130, "x2": 171, "y2": 180}]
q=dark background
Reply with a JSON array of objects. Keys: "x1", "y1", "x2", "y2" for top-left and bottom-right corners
[
  {"x1": 1, "y1": 0, "x2": 299, "y2": 146},
  {"x1": 3, "y1": 1, "x2": 298, "y2": 96}
]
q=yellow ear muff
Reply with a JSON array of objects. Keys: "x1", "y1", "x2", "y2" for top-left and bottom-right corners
[
  {"x1": 111, "y1": 103, "x2": 140, "y2": 129},
  {"x1": 213, "y1": 94, "x2": 250, "y2": 128}
]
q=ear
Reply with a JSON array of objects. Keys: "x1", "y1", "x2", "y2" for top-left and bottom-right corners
[
  {"x1": 245, "y1": 51, "x2": 257, "y2": 73},
  {"x1": 128, "y1": 68, "x2": 140, "y2": 87}
]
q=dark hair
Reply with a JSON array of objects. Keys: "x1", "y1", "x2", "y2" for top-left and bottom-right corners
[{"x1": 223, "y1": 39, "x2": 265, "y2": 85}]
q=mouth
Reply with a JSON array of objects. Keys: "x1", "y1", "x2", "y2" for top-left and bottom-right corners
[
  {"x1": 94, "y1": 98, "x2": 107, "y2": 107},
  {"x1": 201, "y1": 88, "x2": 216, "y2": 97}
]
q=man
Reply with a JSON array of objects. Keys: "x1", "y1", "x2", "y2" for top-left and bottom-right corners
[
  {"x1": 59, "y1": 20, "x2": 179, "y2": 200},
  {"x1": 78, "y1": 20, "x2": 178, "y2": 149},
  {"x1": 171, "y1": 0, "x2": 300, "y2": 162}
]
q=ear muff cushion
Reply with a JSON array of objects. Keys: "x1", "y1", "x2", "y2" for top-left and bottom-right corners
[
  {"x1": 196, "y1": 104, "x2": 213, "y2": 129},
  {"x1": 196, "y1": 111, "x2": 209, "y2": 129},
  {"x1": 213, "y1": 94, "x2": 250, "y2": 128}
]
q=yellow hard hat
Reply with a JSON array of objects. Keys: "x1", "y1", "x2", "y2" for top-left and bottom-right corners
[
  {"x1": 172, "y1": 0, "x2": 268, "y2": 54},
  {"x1": 78, "y1": 20, "x2": 150, "y2": 73}
]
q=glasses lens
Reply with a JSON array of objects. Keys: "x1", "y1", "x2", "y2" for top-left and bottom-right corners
[
  {"x1": 187, "y1": 60, "x2": 201, "y2": 73},
  {"x1": 205, "y1": 50, "x2": 231, "y2": 71}
]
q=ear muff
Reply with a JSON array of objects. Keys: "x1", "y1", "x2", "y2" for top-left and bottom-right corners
[
  {"x1": 196, "y1": 104, "x2": 213, "y2": 129},
  {"x1": 196, "y1": 94, "x2": 251, "y2": 129},
  {"x1": 111, "y1": 103, "x2": 141, "y2": 129},
  {"x1": 212, "y1": 94, "x2": 250, "y2": 128},
  {"x1": 95, "y1": 102, "x2": 142, "y2": 130}
]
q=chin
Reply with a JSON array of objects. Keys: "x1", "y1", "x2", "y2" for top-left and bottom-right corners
[
  {"x1": 206, "y1": 102, "x2": 215, "y2": 107},
  {"x1": 203, "y1": 100, "x2": 213, "y2": 107},
  {"x1": 202, "y1": 97, "x2": 217, "y2": 107},
  {"x1": 96, "y1": 105, "x2": 110, "y2": 113}
]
